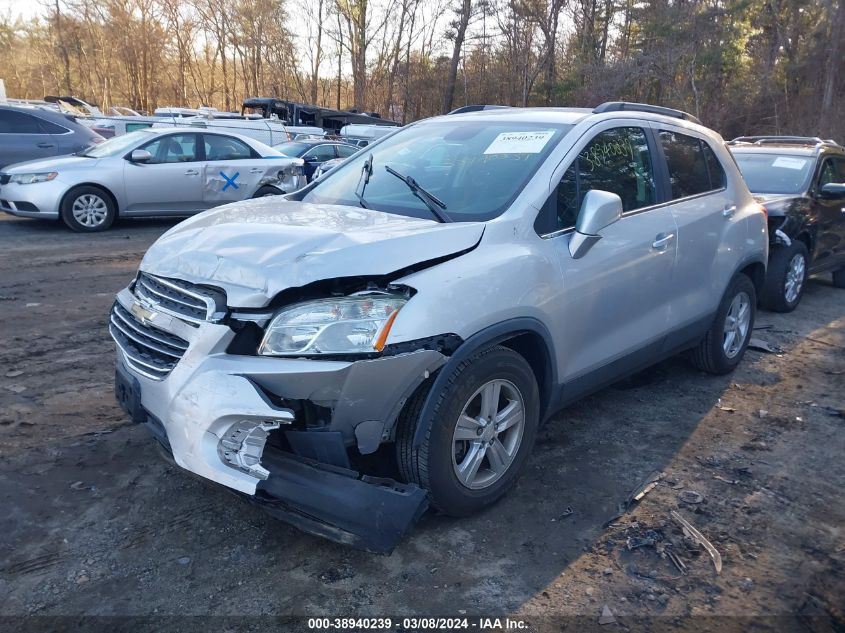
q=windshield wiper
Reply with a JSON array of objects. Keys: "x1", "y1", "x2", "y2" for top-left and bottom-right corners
[
  {"x1": 354, "y1": 154, "x2": 373, "y2": 208},
  {"x1": 384, "y1": 165, "x2": 450, "y2": 223}
]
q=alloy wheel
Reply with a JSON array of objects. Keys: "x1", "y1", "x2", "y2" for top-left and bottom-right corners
[
  {"x1": 784, "y1": 253, "x2": 806, "y2": 304},
  {"x1": 451, "y1": 379, "x2": 525, "y2": 490},
  {"x1": 71, "y1": 194, "x2": 108, "y2": 228},
  {"x1": 723, "y1": 291, "x2": 751, "y2": 359}
]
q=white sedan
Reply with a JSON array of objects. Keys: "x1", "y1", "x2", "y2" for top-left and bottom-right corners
[{"x1": 0, "y1": 128, "x2": 306, "y2": 231}]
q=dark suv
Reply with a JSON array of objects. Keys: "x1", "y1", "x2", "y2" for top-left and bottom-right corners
[
  {"x1": 0, "y1": 105, "x2": 104, "y2": 169},
  {"x1": 730, "y1": 136, "x2": 845, "y2": 311}
]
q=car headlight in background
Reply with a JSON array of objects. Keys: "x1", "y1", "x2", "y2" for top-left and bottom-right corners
[
  {"x1": 10, "y1": 172, "x2": 58, "y2": 185},
  {"x1": 259, "y1": 294, "x2": 407, "y2": 356}
]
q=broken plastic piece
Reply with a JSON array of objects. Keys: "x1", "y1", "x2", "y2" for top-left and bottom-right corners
[
  {"x1": 670, "y1": 510, "x2": 722, "y2": 574},
  {"x1": 748, "y1": 337, "x2": 781, "y2": 354},
  {"x1": 218, "y1": 419, "x2": 283, "y2": 480},
  {"x1": 598, "y1": 605, "x2": 616, "y2": 625}
]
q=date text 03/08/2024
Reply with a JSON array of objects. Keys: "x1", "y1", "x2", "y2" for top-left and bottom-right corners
[{"x1": 307, "y1": 617, "x2": 530, "y2": 630}]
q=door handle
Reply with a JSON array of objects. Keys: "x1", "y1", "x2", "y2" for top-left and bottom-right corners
[
  {"x1": 184, "y1": 169, "x2": 199, "y2": 176},
  {"x1": 37, "y1": 142, "x2": 56, "y2": 148},
  {"x1": 249, "y1": 168, "x2": 263, "y2": 174},
  {"x1": 722, "y1": 205, "x2": 737, "y2": 218},
  {"x1": 652, "y1": 233, "x2": 675, "y2": 251}
]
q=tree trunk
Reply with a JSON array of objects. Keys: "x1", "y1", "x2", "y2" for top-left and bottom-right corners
[{"x1": 442, "y1": 0, "x2": 471, "y2": 114}]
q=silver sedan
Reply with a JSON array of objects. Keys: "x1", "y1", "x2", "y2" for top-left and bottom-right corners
[{"x1": 0, "y1": 128, "x2": 306, "y2": 231}]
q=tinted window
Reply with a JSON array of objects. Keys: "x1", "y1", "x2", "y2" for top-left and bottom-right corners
[
  {"x1": 203, "y1": 134, "x2": 252, "y2": 160},
  {"x1": 304, "y1": 145, "x2": 337, "y2": 162},
  {"x1": 733, "y1": 153, "x2": 814, "y2": 194},
  {"x1": 534, "y1": 126, "x2": 656, "y2": 235},
  {"x1": 702, "y1": 142, "x2": 726, "y2": 189},
  {"x1": 35, "y1": 117, "x2": 70, "y2": 134},
  {"x1": 141, "y1": 134, "x2": 199, "y2": 163},
  {"x1": 336, "y1": 144, "x2": 357, "y2": 158},
  {"x1": 818, "y1": 156, "x2": 845, "y2": 187},
  {"x1": 126, "y1": 122, "x2": 153, "y2": 133},
  {"x1": 0, "y1": 109, "x2": 43, "y2": 134},
  {"x1": 659, "y1": 131, "x2": 712, "y2": 198},
  {"x1": 274, "y1": 141, "x2": 310, "y2": 157}
]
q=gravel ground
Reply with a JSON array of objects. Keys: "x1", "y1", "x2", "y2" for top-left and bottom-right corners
[{"x1": 0, "y1": 213, "x2": 843, "y2": 632}]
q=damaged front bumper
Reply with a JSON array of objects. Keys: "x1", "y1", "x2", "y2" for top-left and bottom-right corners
[{"x1": 110, "y1": 286, "x2": 443, "y2": 552}]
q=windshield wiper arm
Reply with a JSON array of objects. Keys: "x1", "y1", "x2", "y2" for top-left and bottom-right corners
[
  {"x1": 384, "y1": 165, "x2": 450, "y2": 223},
  {"x1": 354, "y1": 154, "x2": 373, "y2": 209}
]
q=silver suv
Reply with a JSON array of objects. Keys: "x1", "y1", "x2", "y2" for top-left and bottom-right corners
[{"x1": 110, "y1": 103, "x2": 767, "y2": 552}]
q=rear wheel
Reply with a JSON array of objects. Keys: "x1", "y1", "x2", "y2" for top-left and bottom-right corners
[
  {"x1": 396, "y1": 346, "x2": 539, "y2": 516},
  {"x1": 692, "y1": 273, "x2": 756, "y2": 375},
  {"x1": 252, "y1": 186, "x2": 283, "y2": 198},
  {"x1": 762, "y1": 241, "x2": 809, "y2": 312},
  {"x1": 60, "y1": 186, "x2": 116, "y2": 232}
]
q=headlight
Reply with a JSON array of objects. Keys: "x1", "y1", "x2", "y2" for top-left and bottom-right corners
[
  {"x1": 259, "y1": 294, "x2": 406, "y2": 356},
  {"x1": 10, "y1": 172, "x2": 58, "y2": 185}
]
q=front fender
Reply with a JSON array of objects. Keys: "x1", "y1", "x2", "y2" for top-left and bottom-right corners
[{"x1": 411, "y1": 317, "x2": 557, "y2": 447}]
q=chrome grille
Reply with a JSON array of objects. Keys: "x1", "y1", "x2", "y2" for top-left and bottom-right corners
[
  {"x1": 109, "y1": 301, "x2": 189, "y2": 380},
  {"x1": 134, "y1": 272, "x2": 225, "y2": 323}
]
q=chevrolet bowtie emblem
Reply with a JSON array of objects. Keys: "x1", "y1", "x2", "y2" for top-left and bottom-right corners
[{"x1": 131, "y1": 300, "x2": 158, "y2": 324}]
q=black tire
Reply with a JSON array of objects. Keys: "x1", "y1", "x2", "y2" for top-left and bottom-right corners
[
  {"x1": 396, "y1": 345, "x2": 540, "y2": 516},
  {"x1": 833, "y1": 267, "x2": 845, "y2": 289},
  {"x1": 60, "y1": 185, "x2": 116, "y2": 232},
  {"x1": 762, "y1": 241, "x2": 809, "y2": 312},
  {"x1": 691, "y1": 273, "x2": 756, "y2": 375},
  {"x1": 252, "y1": 185, "x2": 283, "y2": 198}
]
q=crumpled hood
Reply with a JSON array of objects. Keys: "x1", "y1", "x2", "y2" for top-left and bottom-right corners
[
  {"x1": 4, "y1": 155, "x2": 99, "y2": 173},
  {"x1": 140, "y1": 198, "x2": 484, "y2": 307}
]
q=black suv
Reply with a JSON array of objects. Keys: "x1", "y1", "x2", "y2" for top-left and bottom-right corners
[{"x1": 730, "y1": 136, "x2": 845, "y2": 311}]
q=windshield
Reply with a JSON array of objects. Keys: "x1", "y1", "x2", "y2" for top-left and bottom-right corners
[
  {"x1": 274, "y1": 142, "x2": 309, "y2": 157},
  {"x1": 733, "y1": 152, "x2": 814, "y2": 194},
  {"x1": 303, "y1": 121, "x2": 573, "y2": 222},
  {"x1": 81, "y1": 129, "x2": 156, "y2": 158}
]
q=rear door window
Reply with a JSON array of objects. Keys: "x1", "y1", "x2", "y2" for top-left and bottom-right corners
[
  {"x1": 0, "y1": 109, "x2": 44, "y2": 134},
  {"x1": 659, "y1": 130, "x2": 723, "y2": 198},
  {"x1": 204, "y1": 134, "x2": 254, "y2": 160},
  {"x1": 336, "y1": 144, "x2": 357, "y2": 158},
  {"x1": 535, "y1": 126, "x2": 656, "y2": 235}
]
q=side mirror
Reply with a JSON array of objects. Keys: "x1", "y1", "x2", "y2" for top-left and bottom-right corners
[
  {"x1": 129, "y1": 149, "x2": 152, "y2": 163},
  {"x1": 569, "y1": 190, "x2": 623, "y2": 259},
  {"x1": 304, "y1": 155, "x2": 319, "y2": 163},
  {"x1": 820, "y1": 182, "x2": 845, "y2": 199}
]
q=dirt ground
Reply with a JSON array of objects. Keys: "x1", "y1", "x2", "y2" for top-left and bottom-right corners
[{"x1": 0, "y1": 213, "x2": 843, "y2": 631}]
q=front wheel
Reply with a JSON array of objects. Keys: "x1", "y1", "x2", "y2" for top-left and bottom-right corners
[
  {"x1": 396, "y1": 345, "x2": 539, "y2": 516},
  {"x1": 60, "y1": 186, "x2": 116, "y2": 232},
  {"x1": 691, "y1": 273, "x2": 756, "y2": 375},
  {"x1": 762, "y1": 241, "x2": 809, "y2": 312}
]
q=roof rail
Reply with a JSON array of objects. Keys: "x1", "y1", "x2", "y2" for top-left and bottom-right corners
[
  {"x1": 728, "y1": 135, "x2": 841, "y2": 147},
  {"x1": 593, "y1": 101, "x2": 702, "y2": 125}
]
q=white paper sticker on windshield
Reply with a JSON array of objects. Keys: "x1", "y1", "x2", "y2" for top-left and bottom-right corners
[
  {"x1": 772, "y1": 156, "x2": 808, "y2": 170},
  {"x1": 484, "y1": 130, "x2": 555, "y2": 155}
]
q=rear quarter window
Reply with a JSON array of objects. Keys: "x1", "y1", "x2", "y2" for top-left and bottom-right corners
[
  {"x1": 35, "y1": 117, "x2": 70, "y2": 134},
  {"x1": 659, "y1": 130, "x2": 725, "y2": 198}
]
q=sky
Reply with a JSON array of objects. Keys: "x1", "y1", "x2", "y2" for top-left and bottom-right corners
[{"x1": 1, "y1": 0, "x2": 41, "y2": 21}]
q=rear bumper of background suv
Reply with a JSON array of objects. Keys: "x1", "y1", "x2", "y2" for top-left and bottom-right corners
[{"x1": 109, "y1": 274, "x2": 443, "y2": 552}]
